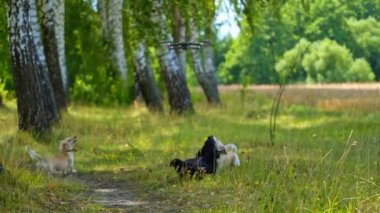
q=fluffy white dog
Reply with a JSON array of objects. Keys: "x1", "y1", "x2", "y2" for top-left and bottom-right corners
[
  {"x1": 27, "y1": 136, "x2": 78, "y2": 175},
  {"x1": 216, "y1": 144, "x2": 240, "y2": 173}
]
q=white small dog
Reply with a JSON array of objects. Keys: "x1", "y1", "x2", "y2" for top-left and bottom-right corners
[
  {"x1": 216, "y1": 144, "x2": 240, "y2": 173},
  {"x1": 27, "y1": 136, "x2": 78, "y2": 175}
]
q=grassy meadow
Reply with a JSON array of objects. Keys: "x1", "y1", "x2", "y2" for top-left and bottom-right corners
[{"x1": 1, "y1": 84, "x2": 380, "y2": 212}]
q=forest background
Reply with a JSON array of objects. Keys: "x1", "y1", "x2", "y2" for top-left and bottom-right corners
[{"x1": 1, "y1": 0, "x2": 379, "y2": 107}]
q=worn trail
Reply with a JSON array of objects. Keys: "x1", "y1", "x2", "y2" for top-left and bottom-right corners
[{"x1": 71, "y1": 172, "x2": 180, "y2": 212}]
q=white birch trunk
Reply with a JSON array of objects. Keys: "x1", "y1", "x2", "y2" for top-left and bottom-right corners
[
  {"x1": 151, "y1": 0, "x2": 193, "y2": 114},
  {"x1": 151, "y1": 0, "x2": 179, "y2": 75},
  {"x1": 8, "y1": 0, "x2": 59, "y2": 131},
  {"x1": 54, "y1": 0, "x2": 68, "y2": 92},
  {"x1": 40, "y1": 0, "x2": 67, "y2": 109},
  {"x1": 189, "y1": 17, "x2": 221, "y2": 104},
  {"x1": 30, "y1": 0, "x2": 61, "y2": 114},
  {"x1": 178, "y1": 16, "x2": 187, "y2": 78},
  {"x1": 30, "y1": 0, "x2": 48, "y2": 71},
  {"x1": 134, "y1": 42, "x2": 163, "y2": 112},
  {"x1": 204, "y1": 25, "x2": 216, "y2": 75},
  {"x1": 98, "y1": 0, "x2": 128, "y2": 83},
  {"x1": 172, "y1": 6, "x2": 187, "y2": 78},
  {"x1": 108, "y1": 0, "x2": 128, "y2": 82},
  {"x1": 189, "y1": 18, "x2": 205, "y2": 74}
]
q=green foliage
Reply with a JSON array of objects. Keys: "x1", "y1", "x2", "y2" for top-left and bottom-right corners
[
  {"x1": 220, "y1": 0, "x2": 380, "y2": 85},
  {"x1": 65, "y1": 1, "x2": 132, "y2": 105},
  {"x1": 347, "y1": 17, "x2": 380, "y2": 79},
  {"x1": 0, "y1": 80, "x2": 10, "y2": 103},
  {"x1": 275, "y1": 38, "x2": 310, "y2": 82},
  {"x1": 302, "y1": 39, "x2": 354, "y2": 83},
  {"x1": 218, "y1": 32, "x2": 251, "y2": 84},
  {"x1": 303, "y1": 0, "x2": 354, "y2": 44},
  {"x1": 302, "y1": 39, "x2": 374, "y2": 83},
  {"x1": 218, "y1": 10, "x2": 297, "y2": 84},
  {"x1": 348, "y1": 58, "x2": 375, "y2": 82},
  {"x1": 347, "y1": 17, "x2": 380, "y2": 53},
  {"x1": 344, "y1": 0, "x2": 380, "y2": 20},
  {"x1": 277, "y1": 38, "x2": 375, "y2": 83},
  {"x1": 214, "y1": 35, "x2": 233, "y2": 71},
  {"x1": 0, "y1": 3, "x2": 13, "y2": 96}
]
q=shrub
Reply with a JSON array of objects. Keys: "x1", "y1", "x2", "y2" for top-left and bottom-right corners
[
  {"x1": 275, "y1": 38, "x2": 311, "y2": 82},
  {"x1": 276, "y1": 38, "x2": 375, "y2": 83},
  {"x1": 348, "y1": 58, "x2": 375, "y2": 82}
]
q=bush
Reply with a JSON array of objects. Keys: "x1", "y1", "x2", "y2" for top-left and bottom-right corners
[
  {"x1": 276, "y1": 38, "x2": 375, "y2": 83},
  {"x1": 302, "y1": 39, "x2": 354, "y2": 83},
  {"x1": 347, "y1": 17, "x2": 380, "y2": 79},
  {"x1": 275, "y1": 38, "x2": 311, "y2": 82},
  {"x1": 348, "y1": 58, "x2": 375, "y2": 82}
]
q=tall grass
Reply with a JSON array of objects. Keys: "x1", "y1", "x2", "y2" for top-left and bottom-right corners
[{"x1": 1, "y1": 87, "x2": 380, "y2": 212}]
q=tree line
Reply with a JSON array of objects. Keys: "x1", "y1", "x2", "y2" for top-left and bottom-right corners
[
  {"x1": 2, "y1": 0, "x2": 279, "y2": 132},
  {"x1": 1, "y1": 0, "x2": 379, "y2": 132},
  {"x1": 219, "y1": 0, "x2": 380, "y2": 84}
]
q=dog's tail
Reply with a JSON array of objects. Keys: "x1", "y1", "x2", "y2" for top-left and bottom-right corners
[{"x1": 26, "y1": 145, "x2": 42, "y2": 160}]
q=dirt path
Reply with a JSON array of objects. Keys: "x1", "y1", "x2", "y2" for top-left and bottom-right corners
[{"x1": 71, "y1": 172, "x2": 181, "y2": 213}]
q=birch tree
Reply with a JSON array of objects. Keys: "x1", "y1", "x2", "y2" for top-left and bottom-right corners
[
  {"x1": 151, "y1": 0, "x2": 194, "y2": 114},
  {"x1": 98, "y1": 0, "x2": 128, "y2": 83},
  {"x1": 189, "y1": 17, "x2": 221, "y2": 104},
  {"x1": 172, "y1": 4, "x2": 187, "y2": 78},
  {"x1": 134, "y1": 42, "x2": 163, "y2": 112},
  {"x1": 8, "y1": 0, "x2": 59, "y2": 131},
  {"x1": 40, "y1": 0, "x2": 67, "y2": 109},
  {"x1": 54, "y1": 0, "x2": 67, "y2": 93}
]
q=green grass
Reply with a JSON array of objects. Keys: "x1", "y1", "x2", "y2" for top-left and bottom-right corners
[{"x1": 1, "y1": 88, "x2": 380, "y2": 212}]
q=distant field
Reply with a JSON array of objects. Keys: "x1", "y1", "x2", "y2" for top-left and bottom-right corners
[
  {"x1": 220, "y1": 83, "x2": 380, "y2": 111},
  {"x1": 1, "y1": 83, "x2": 380, "y2": 212}
]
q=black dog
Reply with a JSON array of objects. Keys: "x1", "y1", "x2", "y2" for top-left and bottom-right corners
[{"x1": 170, "y1": 135, "x2": 226, "y2": 178}]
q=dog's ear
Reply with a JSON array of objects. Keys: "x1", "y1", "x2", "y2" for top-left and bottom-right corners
[{"x1": 71, "y1": 136, "x2": 78, "y2": 143}]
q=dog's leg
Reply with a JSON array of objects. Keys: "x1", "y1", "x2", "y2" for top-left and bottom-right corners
[
  {"x1": 70, "y1": 159, "x2": 76, "y2": 173},
  {"x1": 63, "y1": 169, "x2": 68, "y2": 176},
  {"x1": 69, "y1": 154, "x2": 77, "y2": 173},
  {"x1": 70, "y1": 153, "x2": 77, "y2": 173}
]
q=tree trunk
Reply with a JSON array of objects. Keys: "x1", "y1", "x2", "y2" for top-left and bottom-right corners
[
  {"x1": 8, "y1": 0, "x2": 59, "y2": 131},
  {"x1": 54, "y1": 0, "x2": 68, "y2": 95},
  {"x1": 189, "y1": 18, "x2": 221, "y2": 105},
  {"x1": 134, "y1": 42, "x2": 163, "y2": 112},
  {"x1": 98, "y1": 0, "x2": 128, "y2": 83},
  {"x1": 41, "y1": 0, "x2": 67, "y2": 110},
  {"x1": 172, "y1": 5, "x2": 187, "y2": 79},
  {"x1": 151, "y1": 0, "x2": 194, "y2": 114},
  {"x1": 98, "y1": 0, "x2": 108, "y2": 36}
]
